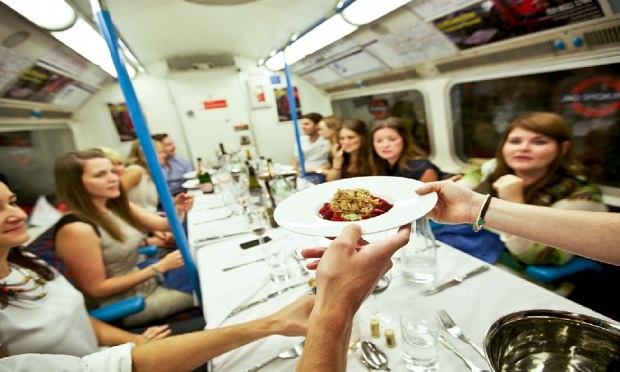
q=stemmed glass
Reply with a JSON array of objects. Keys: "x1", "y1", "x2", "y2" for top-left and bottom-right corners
[
  {"x1": 246, "y1": 207, "x2": 270, "y2": 244},
  {"x1": 368, "y1": 271, "x2": 393, "y2": 326}
]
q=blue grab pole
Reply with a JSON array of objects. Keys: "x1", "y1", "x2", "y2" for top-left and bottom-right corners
[
  {"x1": 93, "y1": 5, "x2": 201, "y2": 304},
  {"x1": 283, "y1": 60, "x2": 306, "y2": 178}
]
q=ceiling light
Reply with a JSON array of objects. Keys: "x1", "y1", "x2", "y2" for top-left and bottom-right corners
[
  {"x1": 1, "y1": 0, "x2": 77, "y2": 31},
  {"x1": 52, "y1": 18, "x2": 135, "y2": 78},
  {"x1": 265, "y1": 51, "x2": 284, "y2": 71},
  {"x1": 341, "y1": 0, "x2": 412, "y2": 26},
  {"x1": 284, "y1": 14, "x2": 357, "y2": 66}
]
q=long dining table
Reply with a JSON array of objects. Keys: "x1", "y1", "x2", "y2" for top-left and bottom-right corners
[{"x1": 187, "y1": 192, "x2": 615, "y2": 372}]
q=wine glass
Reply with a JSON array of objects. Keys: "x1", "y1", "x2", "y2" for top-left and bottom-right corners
[
  {"x1": 367, "y1": 271, "x2": 393, "y2": 326},
  {"x1": 246, "y1": 207, "x2": 270, "y2": 244}
]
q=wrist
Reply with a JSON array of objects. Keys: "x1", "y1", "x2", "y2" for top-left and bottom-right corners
[{"x1": 149, "y1": 264, "x2": 165, "y2": 281}]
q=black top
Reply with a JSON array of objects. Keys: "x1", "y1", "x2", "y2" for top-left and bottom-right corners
[{"x1": 380, "y1": 159, "x2": 439, "y2": 180}]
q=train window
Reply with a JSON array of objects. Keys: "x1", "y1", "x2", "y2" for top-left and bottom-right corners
[
  {"x1": 331, "y1": 90, "x2": 430, "y2": 153},
  {"x1": 451, "y1": 63, "x2": 620, "y2": 187},
  {"x1": 0, "y1": 128, "x2": 76, "y2": 207}
]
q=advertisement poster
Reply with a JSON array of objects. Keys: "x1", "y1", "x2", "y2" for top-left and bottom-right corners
[
  {"x1": 274, "y1": 86, "x2": 302, "y2": 122},
  {"x1": 107, "y1": 102, "x2": 136, "y2": 142},
  {"x1": 434, "y1": 0, "x2": 604, "y2": 49},
  {"x1": 2, "y1": 64, "x2": 74, "y2": 103}
]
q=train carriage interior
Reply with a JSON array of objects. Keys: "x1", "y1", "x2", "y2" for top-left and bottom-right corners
[{"x1": 1, "y1": 0, "x2": 619, "y2": 350}]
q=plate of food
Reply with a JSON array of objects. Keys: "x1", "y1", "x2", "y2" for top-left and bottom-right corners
[{"x1": 274, "y1": 176, "x2": 437, "y2": 237}]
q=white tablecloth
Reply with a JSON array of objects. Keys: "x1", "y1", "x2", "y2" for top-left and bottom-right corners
[{"x1": 191, "y1": 216, "x2": 615, "y2": 372}]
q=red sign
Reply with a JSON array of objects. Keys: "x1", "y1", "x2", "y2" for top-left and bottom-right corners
[
  {"x1": 368, "y1": 99, "x2": 389, "y2": 119},
  {"x1": 567, "y1": 76, "x2": 620, "y2": 118},
  {"x1": 203, "y1": 99, "x2": 228, "y2": 109}
]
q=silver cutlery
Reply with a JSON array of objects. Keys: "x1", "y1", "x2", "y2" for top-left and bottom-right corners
[
  {"x1": 221, "y1": 256, "x2": 268, "y2": 271},
  {"x1": 439, "y1": 335, "x2": 490, "y2": 372},
  {"x1": 420, "y1": 265, "x2": 489, "y2": 296},
  {"x1": 226, "y1": 280, "x2": 309, "y2": 318},
  {"x1": 244, "y1": 340, "x2": 304, "y2": 371},
  {"x1": 192, "y1": 209, "x2": 234, "y2": 225},
  {"x1": 194, "y1": 231, "x2": 248, "y2": 245},
  {"x1": 437, "y1": 309, "x2": 486, "y2": 359},
  {"x1": 361, "y1": 341, "x2": 391, "y2": 371}
]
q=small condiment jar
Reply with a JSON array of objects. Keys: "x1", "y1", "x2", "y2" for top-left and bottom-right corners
[
  {"x1": 370, "y1": 318, "x2": 380, "y2": 338},
  {"x1": 384, "y1": 328, "x2": 396, "y2": 348}
]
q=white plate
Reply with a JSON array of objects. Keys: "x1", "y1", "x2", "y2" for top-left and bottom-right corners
[
  {"x1": 274, "y1": 176, "x2": 437, "y2": 237},
  {"x1": 182, "y1": 179, "x2": 200, "y2": 189},
  {"x1": 183, "y1": 170, "x2": 198, "y2": 179}
]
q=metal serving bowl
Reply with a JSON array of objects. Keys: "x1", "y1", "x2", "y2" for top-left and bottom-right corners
[{"x1": 484, "y1": 309, "x2": 620, "y2": 372}]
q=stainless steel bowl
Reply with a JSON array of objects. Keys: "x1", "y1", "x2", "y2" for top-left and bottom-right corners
[{"x1": 484, "y1": 309, "x2": 620, "y2": 372}]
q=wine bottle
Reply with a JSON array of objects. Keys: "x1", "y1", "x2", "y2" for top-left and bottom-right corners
[
  {"x1": 196, "y1": 157, "x2": 214, "y2": 194},
  {"x1": 266, "y1": 158, "x2": 275, "y2": 179},
  {"x1": 247, "y1": 164, "x2": 263, "y2": 206}
]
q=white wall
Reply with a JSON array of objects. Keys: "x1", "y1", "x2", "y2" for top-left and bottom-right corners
[{"x1": 72, "y1": 58, "x2": 332, "y2": 167}]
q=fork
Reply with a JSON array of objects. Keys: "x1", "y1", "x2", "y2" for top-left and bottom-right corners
[
  {"x1": 244, "y1": 341, "x2": 304, "y2": 371},
  {"x1": 437, "y1": 309, "x2": 486, "y2": 359},
  {"x1": 438, "y1": 335, "x2": 490, "y2": 372}
]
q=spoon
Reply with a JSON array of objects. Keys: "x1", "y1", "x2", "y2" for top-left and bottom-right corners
[{"x1": 361, "y1": 341, "x2": 391, "y2": 371}]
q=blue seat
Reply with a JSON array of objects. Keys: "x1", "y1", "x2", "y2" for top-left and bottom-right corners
[
  {"x1": 26, "y1": 226, "x2": 147, "y2": 323},
  {"x1": 499, "y1": 251, "x2": 603, "y2": 283},
  {"x1": 526, "y1": 256, "x2": 604, "y2": 283}
]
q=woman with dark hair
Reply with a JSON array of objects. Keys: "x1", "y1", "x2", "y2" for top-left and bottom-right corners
[
  {"x1": 369, "y1": 117, "x2": 439, "y2": 182},
  {"x1": 457, "y1": 112, "x2": 607, "y2": 265},
  {"x1": 0, "y1": 181, "x2": 170, "y2": 358},
  {"x1": 324, "y1": 119, "x2": 371, "y2": 181},
  {"x1": 53, "y1": 150, "x2": 195, "y2": 326}
]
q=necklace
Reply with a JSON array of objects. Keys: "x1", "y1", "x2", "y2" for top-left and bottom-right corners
[{"x1": 0, "y1": 264, "x2": 48, "y2": 300}]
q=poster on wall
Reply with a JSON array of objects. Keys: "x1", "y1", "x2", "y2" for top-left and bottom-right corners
[
  {"x1": 1, "y1": 64, "x2": 74, "y2": 103},
  {"x1": 107, "y1": 103, "x2": 136, "y2": 142},
  {"x1": 274, "y1": 86, "x2": 302, "y2": 122},
  {"x1": 434, "y1": 0, "x2": 604, "y2": 50}
]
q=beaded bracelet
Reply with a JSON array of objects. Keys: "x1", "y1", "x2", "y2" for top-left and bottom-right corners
[
  {"x1": 149, "y1": 265, "x2": 165, "y2": 282},
  {"x1": 472, "y1": 194, "x2": 492, "y2": 232}
]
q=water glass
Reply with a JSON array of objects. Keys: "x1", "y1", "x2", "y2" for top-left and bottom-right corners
[
  {"x1": 261, "y1": 241, "x2": 290, "y2": 283},
  {"x1": 400, "y1": 309, "x2": 439, "y2": 371},
  {"x1": 402, "y1": 217, "x2": 437, "y2": 284}
]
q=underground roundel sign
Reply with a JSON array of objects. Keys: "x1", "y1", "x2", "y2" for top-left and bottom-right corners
[{"x1": 368, "y1": 99, "x2": 389, "y2": 119}]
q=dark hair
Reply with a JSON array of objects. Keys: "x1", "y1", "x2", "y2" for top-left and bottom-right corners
[
  {"x1": 369, "y1": 117, "x2": 428, "y2": 175},
  {"x1": 151, "y1": 133, "x2": 169, "y2": 142},
  {"x1": 338, "y1": 119, "x2": 371, "y2": 178},
  {"x1": 54, "y1": 149, "x2": 143, "y2": 240},
  {"x1": 476, "y1": 112, "x2": 588, "y2": 205},
  {"x1": 301, "y1": 112, "x2": 323, "y2": 125},
  {"x1": 1, "y1": 248, "x2": 56, "y2": 309}
]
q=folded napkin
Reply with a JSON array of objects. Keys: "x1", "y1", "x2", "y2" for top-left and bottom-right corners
[{"x1": 192, "y1": 194, "x2": 226, "y2": 209}]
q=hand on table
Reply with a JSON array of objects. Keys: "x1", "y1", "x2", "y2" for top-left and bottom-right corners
[{"x1": 263, "y1": 295, "x2": 315, "y2": 337}]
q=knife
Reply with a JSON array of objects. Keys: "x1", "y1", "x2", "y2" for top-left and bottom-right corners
[
  {"x1": 222, "y1": 256, "x2": 268, "y2": 271},
  {"x1": 225, "y1": 280, "x2": 309, "y2": 319},
  {"x1": 194, "y1": 231, "x2": 248, "y2": 245},
  {"x1": 420, "y1": 265, "x2": 489, "y2": 296}
]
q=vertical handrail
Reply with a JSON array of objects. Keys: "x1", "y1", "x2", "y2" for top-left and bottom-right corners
[
  {"x1": 283, "y1": 59, "x2": 306, "y2": 178},
  {"x1": 91, "y1": 1, "x2": 201, "y2": 303}
]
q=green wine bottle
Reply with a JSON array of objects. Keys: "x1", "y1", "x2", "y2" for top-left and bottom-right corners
[
  {"x1": 197, "y1": 157, "x2": 214, "y2": 194},
  {"x1": 247, "y1": 164, "x2": 263, "y2": 206}
]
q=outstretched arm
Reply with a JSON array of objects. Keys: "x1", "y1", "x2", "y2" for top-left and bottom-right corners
[
  {"x1": 132, "y1": 294, "x2": 314, "y2": 372},
  {"x1": 416, "y1": 181, "x2": 620, "y2": 265},
  {"x1": 297, "y1": 224, "x2": 411, "y2": 371}
]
